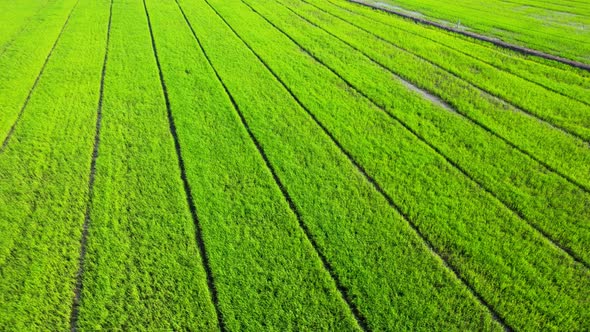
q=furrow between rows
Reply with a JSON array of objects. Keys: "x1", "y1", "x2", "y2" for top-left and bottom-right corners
[
  {"x1": 211, "y1": 2, "x2": 509, "y2": 328},
  {"x1": 142, "y1": 0, "x2": 224, "y2": 329},
  {"x1": 325, "y1": 0, "x2": 590, "y2": 107},
  {"x1": 1, "y1": 0, "x2": 81, "y2": 151},
  {"x1": 177, "y1": 0, "x2": 507, "y2": 329},
  {"x1": 297, "y1": 0, "x2": 590, "y2": 144},
  {"x1": 176, "y1": 0, "x2": 365, "y2": 329},
  {"x1": 211, "y1": 0, "x2": 590, "y2": 329},
  {"x1": 69, "y1": 0, "x2": 112, "y2": 330},
  {"x1": 278, "y1": 0, "x2": 590, "y2": 192}
]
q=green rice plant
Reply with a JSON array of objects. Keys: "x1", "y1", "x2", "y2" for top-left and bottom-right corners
[
  {"x1": 302, "y1": 0, "x2": 590, "y2": 140},
  {"x1": 252, "y1": 0, "x2": 590, "y2": 267},
  {"x1": 176, "y1": 0, "x2": 504, "y2": 330},
  {"x1": 277, "y1": 0, "x2": 590, "y2": 191},
  {"x1": 0, "y1": 0, "x2": 78, "y2": 142},
  {"x1": 129, "y1": 0, "x2": 361, "y2": 329},
  {"x1": 73, "y1": 0, "x2": 217, "y2": 329},
  {"x1": 202, "y1": 0, "x2": 590, "y2": 329},
  {"x1": 352, "y1": 0, "x2": 590, "y2": 63},
  {"x1": 0, "y1": 0, "x2": 109, "y2": 329},
  {"x1": 0, "y1": 0, "x2": 50, "y2": 50},
  {"x1": 325, "y1": 0, "x2": 590, "y2": 105}
]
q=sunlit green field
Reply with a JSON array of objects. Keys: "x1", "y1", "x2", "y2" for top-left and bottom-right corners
[{"x1": 0, "y1": 0, "x2": 588, "y2": 330}]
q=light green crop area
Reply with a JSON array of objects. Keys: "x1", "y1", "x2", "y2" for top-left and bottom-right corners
[{"x1": 0, "y1": 0, "x2": 588, "y2": 330}]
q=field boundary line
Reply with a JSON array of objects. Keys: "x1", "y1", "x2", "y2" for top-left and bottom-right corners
[
  {"x1": 217, "y1": 0, "x2": 512, "y2": 328},
  {"x1": 176, "y1": 0, "x2": 368, "y2": 330},
  {"x1": 261, "y1": 0, "x2": 590, "y2": 269},
  {"x1": 347, "y1": 0, "x2": 590, "y2": 71},
  {"x1": 69, "y1": 0, "x2": 113, "y2": 330},
  {"x1": 143, "y1": 1, "x2": 225, "y2": 330},
  {"x1": 325, "y1": 0, "x2": 590, "y2": 107},
  {"x1": 0, "y1": 0, "x2": 82, "y2": 152},
  {"x1": 275, "y1": 0, "x2": 590, "y2": 195},
  {"x1": 300, "y1": 0, "x2": 590, "y2": 144}
]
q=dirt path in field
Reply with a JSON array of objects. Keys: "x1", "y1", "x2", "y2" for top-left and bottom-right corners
[{"x1": 348, "y1": 0, "x2": 590, "y2": 71}]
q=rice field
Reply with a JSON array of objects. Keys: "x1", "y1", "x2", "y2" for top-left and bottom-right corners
[{"x1": 0, "y1": 0, "x2": 589, "y2": 330}]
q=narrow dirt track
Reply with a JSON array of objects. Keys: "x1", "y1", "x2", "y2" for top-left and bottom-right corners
[{"x1": 347, "y1": 0, "x2": 590, "y2": 72}]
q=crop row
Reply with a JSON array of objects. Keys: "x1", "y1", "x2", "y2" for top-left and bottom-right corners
[
  {"x1": 0, "y1": 0, "x2": 50, "y2": 53},
  {"x1": 1, "y1": 0, "x2": 588, "y2": 330},
  {"x1": 0, "y1": 0, "x2": 79, "y2": 144},
  {"x1": 280, "y1": 0, "x2": 590, "y2": 194},
  {"x1": 0, "y1": 0, "x2": 109, "y2": 329},
  {"x1": 257, "y1": 0, "x2": 590, "y2": 269},
  {"x1": 73, "y1": 0, "x2": 218, "y2": 329},
  {"x1": 325, "y1": 0, "x2": 590, "y2": 105},
  {"x1": 127, "y1": 0, "x2": 359, "y2": 329},
  {"x1": 314, "y1": 0, "x2": 590, "y2": 138},
  {"x1": 205, "y1": 0, "x2": 590, "y2": 330},
  {"x1": 173, "y1": 0, "x2": 502, "y2": 329}
]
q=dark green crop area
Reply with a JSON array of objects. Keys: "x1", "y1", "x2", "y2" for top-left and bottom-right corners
[{"x1": 0, "y1": 0, "x2": 588, "y2": 331}]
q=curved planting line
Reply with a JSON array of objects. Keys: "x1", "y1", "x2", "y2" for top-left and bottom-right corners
[
  {"x1": 297, "y1": 0, "x2": 590, "y2": 144},
  {"x1": 69, "y1": 1, "x2": 113, "y2": 330},
  {"x1": 260, "y1": 0, "x2": 590, "y2": 267},
  {"x1": 347, "y1": 0, "x2": 590, "y2": 71},
  {"x1": 0, "y1": 0, "x2": 81, "y2": 152},
  {"x1": 174, "y1": 0, "x2": 367, "y2": 329},
  {"x1": 205, "y1": 0, "x2": 513, "y2": 329},
  {"x1": 142, "y1": 1, "x2": 225, "y2": 330},
  {"x1": 273, "y1": 0, "x2": 590, "y2": 196},
  {"x1": 325, "y1": 0, "x2": 590, "y2": 107}
]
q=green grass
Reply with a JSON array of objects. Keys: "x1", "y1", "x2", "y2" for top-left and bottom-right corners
[
  {"x1": 0, "y1": 0, "x2": 50, "y2": 50},
  {"x1": 279, "y1": 0, "x2": 590, "y2": 192},
  {"x1": 0, "y1": 0, "x2": 108, "y2": 328},
  {"x1": 190, "y1": 0, "x2": 590, "y2": 330},
  {"x1": 75, "y1": 0, "x2": 217, "y2": 329},
  {"x1": 325, "y1": 0, "x2": 590, "y2": 105},
  {"x1": 0, "y1": 0, "x2": 78, "y2": 141},
  {"x1": 141, "y1": 0, "x2": 359, "y2": 329},
  {"x1": 1, "y1": 0, "x2": 589, "y2": 330},
  {"x1": 303, "y1": 0, "x2": 590, "y2": 140},
  {"x1": 243, "y1": 0, "x2": 590, "y2": 269},
  {"x1": 357, "y1": 0, "x2": 590, "y2": 63},
  {"x1": 177, "y1": 0, "x2": 501, "y2": 329},
  {"x1": 260, "y1": 0, "x2": 590, "y2": 262}
]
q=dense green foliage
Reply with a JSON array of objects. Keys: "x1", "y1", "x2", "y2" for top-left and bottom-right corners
[
  {"x1": 142, "y1": 0, "x2": 358, "y2": 329},
  {"x1": 1, "y1": 0, "x2": 588, "y2": 330},
  {"x1": 325, "y1": 0, "x2": 590, "y2": 105},
  {"x1": 0, "y1": 0, "x2": 78, "y2": 141},
  {"x1": 258, "y1": 0, "x2": 590, "y2": 268},
  {"x1": 74, "y1": 0, "x2": 217, "y2": 329},
  {"x1": 177, "y1": 0, "x2": 499, "y2": 329},
  {"x1": 0, "y1": 0, "x2": 50, "y2": 50},
  {"x1": 194, "y1": 0, "x2": 590, "y2": 330},
  {"x1": 280, "y1": 0, "x2": 590, "y2": 192},
  {"x1": 0, "y1": 0, "x2": 108, "y2": 328},
  {"x1": 307, "y1": 0, "x2": 590, "y2": 140}
]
